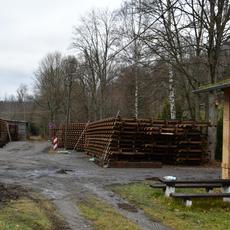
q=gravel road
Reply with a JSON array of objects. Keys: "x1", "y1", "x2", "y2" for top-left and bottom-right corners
[{"x1": 0, "y1": 141, "x2": 220, "y2": 230}]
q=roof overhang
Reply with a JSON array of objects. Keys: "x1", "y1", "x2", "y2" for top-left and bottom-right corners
[
  {"x1": 3, "y1": 119, "x2": 29, "y2": 124},
  {"x1": 193, "y1": 79, "x2": 230, "y2": 93}
]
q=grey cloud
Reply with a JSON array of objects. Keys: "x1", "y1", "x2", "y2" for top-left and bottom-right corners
[{"x1": 0, "y1": 0, "x2": 122, "y2": 96}]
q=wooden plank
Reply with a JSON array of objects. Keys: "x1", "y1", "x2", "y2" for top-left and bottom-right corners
[
  {"x1": 222, "y1": 88, "x2": 230, "y2": 179},
  {"x1": 158, "y1": 178, "x2": 230, "y2": 185},
  {"x1": 108, "y1": 161, "x2": 162, "y2": 168},
  {"x1": 171, "y1": 193, "x2": 230, "y2": 198},
  {"x1": 150, "y1": 183, "x2": 222, "y2": 189}
]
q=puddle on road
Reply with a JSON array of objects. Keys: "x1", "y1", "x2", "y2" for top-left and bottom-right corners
[
  {"x1": 27, "y1": 168, "x2": 76, "y2": 179},
  {"x1": 28, "y1": 169, "x2": 57, "y2": 178},
  {"x1": 67, "y1": 170, "x2": 99, "y2": 177},
  {"x1": 117, "y1": 203, "x2": 138, "y2": 212},
  {"x1": 56, "y1": 169, "x2": 73, "y2": 174},
  {"x1": 41, "y1": 146, "x2": 51, "y2": 153},
  {"x1": 6, "y1": 145, "x2": 34, "y2": 152}
]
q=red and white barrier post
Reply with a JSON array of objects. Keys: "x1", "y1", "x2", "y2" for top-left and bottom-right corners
[{"x1": 52, "y1": 137, "x2": 58, "y2": 151}]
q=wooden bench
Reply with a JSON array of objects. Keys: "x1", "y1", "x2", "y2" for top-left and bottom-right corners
[
  {"x1": 171, "y1": 193, "x2": 230, "y2": 207},
  {"x1": 150, "y1": 183, "x2": 222, "y2": 193},
  {"x1": 157, "y1": 178, "x2": 230, "y2": 197}
]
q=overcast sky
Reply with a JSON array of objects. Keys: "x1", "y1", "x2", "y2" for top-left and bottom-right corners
[{"x1": 0, "y1": 0, "x2": 122, "y2": 98}]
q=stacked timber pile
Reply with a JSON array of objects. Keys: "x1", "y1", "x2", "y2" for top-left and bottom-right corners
[
  {"x1": 144, "y1": 120, "x2": 209, "y2": 164},
  {"x1": 85, "y1": 117, "x2": 209, "y2": 167},
  {"x1": 63, "y1": 123, "x2": 86, "y2": 150},
  {"x1": 51, "y1": 123, "x2": 86, "y2": 151},
  {"x1": 85, "y1": 117, "x2": 161, "y2": 167},
  {"x1": 85, "y1": 117, "x2": 117, "y2": 161},
  {"x1": 0, "y1": 119, "x2": 9, "y2": 147}
]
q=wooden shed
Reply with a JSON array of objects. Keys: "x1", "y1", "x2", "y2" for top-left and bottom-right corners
[
  {"x1": 4, "y1": 119, "x2": 29, "y2": 141},
  {"x1": 194, "y1": 79, "x2": 230, "y2": 179}
]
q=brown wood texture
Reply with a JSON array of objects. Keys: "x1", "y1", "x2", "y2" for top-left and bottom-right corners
[
  {"x1": 222, "y1": 89, "x2": 230, "y2": 179},
  {"x1": 0, "y1": 119, "x2": 9, "y2": 147},
  {"x1": 51, "y1": 123, "x2": 86, "y2": 151},
  {"x1": 85, "y1": 117, "x2": 209, "y2": 167}
]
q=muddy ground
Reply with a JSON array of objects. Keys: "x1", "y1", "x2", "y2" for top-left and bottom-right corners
[{"x1": 0, "y1": 141, "x2": 220, "y2": 230}]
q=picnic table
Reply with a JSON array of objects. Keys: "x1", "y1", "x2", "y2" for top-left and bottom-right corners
[
  {"x1": 171, "y1": 192, "x2": 230, "y2": 207},
  {"x1": 150, "y1": 177, "x2": 230, "y2": 206},
  {"x1": 157, "y1": 178, "x2": 230, "y2": 197}
]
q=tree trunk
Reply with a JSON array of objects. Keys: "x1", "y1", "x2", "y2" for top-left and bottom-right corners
[
  {"x1": 205, "y1": 95, "x2": 209, "y2": 122},
  {"x1": 208, "y1": 91, "x2": 218, "y2": 161},
  {"x1": 168, "y1": 64, "x2": 176, "y2": 119},
  {"x1": 64, "y1": 84, "x2": 71, "y2": 149},
  {"x1": 167, "y1": 0, "x2": 176, "y2": 120},
  {"x1": 195, "y1": 94, "x2": 201, "y2": 121},
  {"x1": 134, "y1": 70, "x2": 139, "y2": 118},
  {"x1": 100, "y1": 84, "x2": 105, "y2": 120}
]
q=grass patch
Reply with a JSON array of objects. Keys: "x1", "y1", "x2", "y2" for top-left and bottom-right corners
[
  {"x1": 0, "y1": 194, "x2": 67, "y2": 230},
  {"x1": 0, "y1": 183, "x2": 67, "y2": 230},
  {"x1": 28, "y1": 136, "x2": 45, "y2": 141},
  {"x1": 0, "y1": 197, "x2": 52, "y2": 230},
  {"x1": 111, "y1": 182, "x2": 230, "y2": 230},
  {"x1": 78, "y1": 196, "x2": 140, "y2": 230}
]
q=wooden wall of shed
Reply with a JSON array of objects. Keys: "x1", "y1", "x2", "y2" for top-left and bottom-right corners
[
  {"x1": 222, "y1": 89, "x2": 230, "y2": 178},
  {"x1": 0, "y1": 119, "x2": 8, "y2": 147}
]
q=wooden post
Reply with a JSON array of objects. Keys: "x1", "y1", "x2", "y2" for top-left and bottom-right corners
[{"x1": 222, "y1": 88, "x2": 230, "y2": 179}]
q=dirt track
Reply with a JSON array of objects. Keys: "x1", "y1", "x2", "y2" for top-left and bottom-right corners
[{"x1": 0, "y1": 141, "x2": 220, "y2": 230}]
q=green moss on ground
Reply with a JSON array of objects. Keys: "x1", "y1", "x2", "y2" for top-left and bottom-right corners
[{"x1": 111, "y1": 182, "x2": 230, "y2": 230}]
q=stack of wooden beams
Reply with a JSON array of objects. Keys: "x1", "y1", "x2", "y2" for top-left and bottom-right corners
[
  {"x1": 144, "y1": 120, "x2": 209, "y2": 164},
  {"x1": 85, "y1": 117, "x2": 119, "y2": 162},
  {"x1": 51, "y1": 123, "x2": 86, "y2": 151},
  {"x1": 85, "y1": 117, "x2": 160, "y2": 167},
  {"x1": 0, "y1": 119, "x2": 9, "y2": 147},
  {"x1": 85, "y1": 117, "x2": 209, "y2": 167}
]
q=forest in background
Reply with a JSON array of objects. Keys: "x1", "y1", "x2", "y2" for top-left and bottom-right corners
[{"x1": 0, "y1": 0, "x2": 230, "y2": 160}]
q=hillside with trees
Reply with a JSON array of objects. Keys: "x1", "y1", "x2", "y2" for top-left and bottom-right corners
[{"x1": 1, "y1": 0, "x2": 230, "y2": 159}]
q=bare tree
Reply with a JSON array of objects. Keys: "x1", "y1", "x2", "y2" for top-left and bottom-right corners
[
  {"x1": 118, "y1": 0, "x2": 149, "y2": 118},
  {"x1": 166, "y1": 0, "x2": 176, "y2": 119},
  {"x1": 17, "y1": 84, "x2": 28, "y2": 120},
  {"x1": 62, "y1": 56, "x2": 79, "y2": 148},
  {"x1": 73, "y1": 9, "x2": 119, "y2": 119},
  {"x1": 62, "y1": 56, "x2": 79, "y2": 124},
  {"x1": 137, "y1": 0, "x2": 230, "y2": 160},
  {"x1": 34, "y1": 52, "x2": 64, "y2": 124}
]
